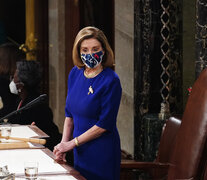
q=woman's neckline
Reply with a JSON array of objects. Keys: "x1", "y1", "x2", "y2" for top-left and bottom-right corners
[{"x1": 83, "y1": 66, "x2": 104, "y2": 79}]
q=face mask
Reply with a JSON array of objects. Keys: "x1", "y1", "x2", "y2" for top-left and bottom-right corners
[
  {"x1": 81, "y1": 51, "x2": 104, "y2": 68},
  {"x1": 9, "y1": 80, "x2": 19, "y2": 94}
]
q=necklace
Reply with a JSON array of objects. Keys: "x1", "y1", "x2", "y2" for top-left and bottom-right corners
[{"x1": 84, "y1": 66, "x2": 103, "y2": 79}]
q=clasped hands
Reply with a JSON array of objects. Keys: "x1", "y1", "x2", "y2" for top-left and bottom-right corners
[{"x1": 53, "y1": 140, "x2": 76, "y2": 162}]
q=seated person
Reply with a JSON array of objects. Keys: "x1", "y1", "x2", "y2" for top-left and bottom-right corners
[{"x1": 8, "y1": 60, "x2": 62, "y2": 151}]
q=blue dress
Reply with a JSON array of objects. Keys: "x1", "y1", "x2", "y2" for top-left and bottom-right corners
[{"x1": 65, "y1": 66, "x2": 122, "y2": 180}]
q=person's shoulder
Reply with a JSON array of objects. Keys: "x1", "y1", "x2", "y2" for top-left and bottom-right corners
[
  {"x1": 100, "y1": 68, "x2": 121, "y2": 89},
  {"x1": 103, "y1": 68, "x2": 120, "y2": 81},
  {"x1": 68, "y1": 66, "x2": 83, "y2": 78},
  {"x1": 71, "y1": 66, "x2": 79, "y2": 72}
]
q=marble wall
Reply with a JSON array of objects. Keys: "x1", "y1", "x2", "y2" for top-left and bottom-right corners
[
  {"x1": 48, "y1": 0, "x2": 66, "y2": 132},
  {"x1": 115, "y1": 0, "x2": 134, "y2": 156},
  {"x1": 195, "y1": 0, "x2": 207, "y2": 77}
]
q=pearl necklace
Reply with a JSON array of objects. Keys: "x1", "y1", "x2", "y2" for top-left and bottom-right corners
[{"x1": 84, "y1": 66, "x2": 103, "y2": 78}]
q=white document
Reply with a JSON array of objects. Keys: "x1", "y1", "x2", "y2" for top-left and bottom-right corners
[
  {"x1": 0, "y1": 149, "x2": 68, "y2": 175},
  {"x1": 11, "y1": 125, "x2": 38, "y2": 138}
]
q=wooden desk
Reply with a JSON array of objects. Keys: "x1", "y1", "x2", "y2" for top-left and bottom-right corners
[
  {"x1": 0, "y1": 125, "x2": 86, "y2": 180},
  {"x1": 28, "y1": 125, "x2": 49, "y2": 138}
]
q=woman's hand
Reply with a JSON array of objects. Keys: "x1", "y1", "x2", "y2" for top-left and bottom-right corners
[
  {"x1": 53, "y1": 143, "x2": 66, "y2": 162},
  {"x1": 53, "y1": 140, "x2": 76, "y2": 160},
  {"x1": 54, "y1": 151, "x2": 66, "y2": 162},
  {"x1": 53, "y1": 117, "x2": 74, "y2": 162}
]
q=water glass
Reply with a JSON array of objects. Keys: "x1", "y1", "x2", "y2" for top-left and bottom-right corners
[
  {"x1": 0, "y1": 126, "x2": 12, "y2": 137},
  {"x1": 0, "y1": 125, "x2": 12, "y2": 142},
  {"x1": 24, "y1": 162, "x2": 38, "y2": 180}
]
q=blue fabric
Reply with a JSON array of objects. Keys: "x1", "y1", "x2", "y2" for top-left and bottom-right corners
[
  {"x1": 81, "y1": 50, "x2": 104, "y2": 68},
  {"x1": 65, "y1": 66, "x2": 122, "y2": 180}
]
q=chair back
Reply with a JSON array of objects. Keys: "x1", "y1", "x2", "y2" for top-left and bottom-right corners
[
  {"x1": 148, "y1": 117, "x2": 181, "y2": 179},
  {"x1": 167, "y1": 68, "x2": 207, "y2": 179},
  {"x1": 156, "y1": 117, "x2": 181, "y2": 163}
]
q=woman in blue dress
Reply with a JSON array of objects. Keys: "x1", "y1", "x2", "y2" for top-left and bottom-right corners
[{"x1": 53, "y1": 26, "x2": 122, "y2": 180}]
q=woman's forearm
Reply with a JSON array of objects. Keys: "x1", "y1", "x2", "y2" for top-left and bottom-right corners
[
  {"x1": 61, "y1": 117, "x2": 74, "y2": 142},
  {"x1": 75, "y1": 125, "x2": 106, "y2": 146},
  {"x1": 54, "y1": 124, "x2": 106, "y2": 154}
]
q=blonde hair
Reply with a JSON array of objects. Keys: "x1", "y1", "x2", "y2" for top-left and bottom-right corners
[{"x1": 72, "y1": 26, "x2": 114, "y2": 69}]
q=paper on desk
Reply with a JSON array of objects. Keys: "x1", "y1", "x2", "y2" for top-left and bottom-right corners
[
  {"x1": 11, "y1": 126, "x2": 38, "y2": 138},
  {"x1": 0, "y1": 149, "x2": 68, "y2": 175}
]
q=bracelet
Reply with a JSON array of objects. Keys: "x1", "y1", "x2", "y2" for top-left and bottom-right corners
[{"x1": 74, "y1": 137, "x2": 79, "y2": 147}]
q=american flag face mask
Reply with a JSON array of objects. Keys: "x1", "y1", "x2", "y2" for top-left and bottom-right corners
[{"x1": 81, "y1": 50, "x2": 104, "y2": 68}]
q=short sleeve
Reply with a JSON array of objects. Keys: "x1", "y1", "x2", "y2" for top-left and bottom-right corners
[{"x1": 96, "y1": 77, "x2": 122, "y2": 131}]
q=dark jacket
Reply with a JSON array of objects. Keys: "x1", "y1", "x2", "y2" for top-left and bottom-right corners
[{"x1": 9, "y1": 92, "x2": 62, "y2": 151}]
